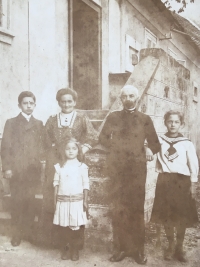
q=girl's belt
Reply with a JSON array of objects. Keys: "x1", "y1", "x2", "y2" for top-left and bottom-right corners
[{"x1": 57, "y1": 194, "x2": 83, "y2": 202}]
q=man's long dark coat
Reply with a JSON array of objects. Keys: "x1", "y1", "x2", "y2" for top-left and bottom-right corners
[
  {"x1": 1, "y1": 113, "x2": 43, "y2": 237},
  {"x1": 99, "y1": 109, "x2": 160, "y2": 252}
]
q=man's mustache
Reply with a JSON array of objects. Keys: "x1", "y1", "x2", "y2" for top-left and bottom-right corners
[{"x1": 124, "y1": 100, "x2": 136, "y2": 108}]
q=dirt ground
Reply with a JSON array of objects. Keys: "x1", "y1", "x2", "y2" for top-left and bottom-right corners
[
  {"x1": 1, "y1": 182, "x2": 200, "y2": 267},
  {"x1": 0, "y1": 227, "x2": 200, "y2": 267}
]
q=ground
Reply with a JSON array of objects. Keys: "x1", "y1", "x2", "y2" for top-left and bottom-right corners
[
  {"x1": 0, "y1": 227, "x2": 200, "y2": 267},
  {"x1": 1, "y1": 181, "x2": 200, "y2": 267}
]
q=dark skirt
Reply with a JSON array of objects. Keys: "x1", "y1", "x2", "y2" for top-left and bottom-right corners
[{"x1": 151, "y1": 173, "x2": 198, "y2": 227}]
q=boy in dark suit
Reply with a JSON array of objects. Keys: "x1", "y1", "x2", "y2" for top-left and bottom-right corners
[{"x1": 1, "y1": 91, "x2": 43, "y2": 246}]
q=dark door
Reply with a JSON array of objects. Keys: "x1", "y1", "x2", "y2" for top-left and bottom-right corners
[{"x1": 72, "y1": 0, "x2": 101, "y2": 110}]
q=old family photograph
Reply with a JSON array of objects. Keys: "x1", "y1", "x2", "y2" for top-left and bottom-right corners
[{"x1": 1, "y1": 0, "x2": 200, "y2": 266}]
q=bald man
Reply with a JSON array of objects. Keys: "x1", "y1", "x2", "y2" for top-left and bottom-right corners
[{"x1": 99, "y1": 85, "x2": 160, "y2": 264}]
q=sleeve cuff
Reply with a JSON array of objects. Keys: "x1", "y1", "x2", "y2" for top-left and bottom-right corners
[
  {"x1": 83, "y1": 184, "x2": 90, "y2": 190},
  {"x1": 53, "y1": 181, "x2": 59, "y2": 187},
  {"x1": 190, "y1": 174, "x2": 198, "y2": 182},
  {"x1": 82, "y1": 143, "x2": 92, "y2": 150}
]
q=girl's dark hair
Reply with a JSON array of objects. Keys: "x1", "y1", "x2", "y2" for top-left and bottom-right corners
[
  {"x1": 58, "y1": 137, "x2": 83, "y2": 166},
  {"x1": 164, "y1": 110, "x2": 184, "y2": 125},
  {"x1": 18, "y1": 91, "x2": 36, "y2": 104},
  {"x1": 56, "y1": 88, "x2": 78, "y2": 102}
]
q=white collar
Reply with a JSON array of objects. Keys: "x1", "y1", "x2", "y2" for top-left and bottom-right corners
[
  {"x1": 58, "y1": 110, "x2": 77, "y2": 128},
  {"x1": 124, "y1": 107, "x2": 136, "y2": 113},
  {"x1": 60, "y1": 111, "x2": 74, "y2": 118},
  {"x1": 21, "y1": 112, "x2": 32, "y2": 121}
]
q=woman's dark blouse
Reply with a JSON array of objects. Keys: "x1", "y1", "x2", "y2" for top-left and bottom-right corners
[{"x1": 43, "y1": 111, "x2": 98, "y2": 153}]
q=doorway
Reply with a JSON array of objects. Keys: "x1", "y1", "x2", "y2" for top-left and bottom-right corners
[{"x1": 69, "y1": 0, "x2": 101, "y2": 110}]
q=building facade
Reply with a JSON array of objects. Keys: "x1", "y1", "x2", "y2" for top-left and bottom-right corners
[{"x1": 1, "y1": 0, "x2": 200, "y2": 248}]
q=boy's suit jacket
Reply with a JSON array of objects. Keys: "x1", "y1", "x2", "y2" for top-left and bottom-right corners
[{"x1": 1, "y1": 113, "x2": 43, "y2": 182}]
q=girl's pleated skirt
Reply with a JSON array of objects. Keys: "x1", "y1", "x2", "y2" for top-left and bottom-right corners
[{"x1": 151, "y1": 173, "x2": 198, "y2": 227}]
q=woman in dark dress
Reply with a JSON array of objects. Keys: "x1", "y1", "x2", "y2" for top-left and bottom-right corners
[{"x1": 39, "y1": 88, "x2": 98, "y2": 247}]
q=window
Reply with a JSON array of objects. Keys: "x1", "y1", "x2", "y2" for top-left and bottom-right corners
[
  {"x1": 168, "y1": 48, "x2": 187, "y2": 67},
  {"x1": 193, "y1": 82, "x2": 198, "y2": 103},
  {"x1": 145, "y1": 28, "x2": 157, "y2": 48},
  {"x1": 125, "y1": 34, "x2": 140, "y2": 73},
  {"x1": 0, "y1": 0, "x2": 10, "y2": 29},
  {"x1": 177, "y1": 59, "x2": 186, "y2": 67},
  {"x1": 168, "y1": 48, "x2": 177, "y2": 60},
  {"x1": 0, "y1": 0, "x2": 2, "y2": 27},
  {"x1": 0, "y1": 0, "x2": 14, "y2": 45}
]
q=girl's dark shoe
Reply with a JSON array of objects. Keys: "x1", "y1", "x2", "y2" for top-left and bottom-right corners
[
  {"x1": 174, "y1": 247, "x2": 187, "y2": 262},
  {"x1": 71, "y1": 248, "x2": 79, "y2": 261},
  {"x1": 61, "y1": 246, "x2": 70, "y2": 260}
]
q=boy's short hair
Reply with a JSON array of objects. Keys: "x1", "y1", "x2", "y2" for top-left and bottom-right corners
[
  {"x1": 56, "y1": 88, "x2": 78, "y2": 102},
  {"x1": 18, "y1": 91, "x2": 36, "y2": 104},
  {"x1": 164, "y1": 110, "x2": 184, "y2": 125}
]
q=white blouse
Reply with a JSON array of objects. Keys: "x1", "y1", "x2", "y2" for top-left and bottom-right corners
[
  {"x1": 53, "y1": 159, "x2": 89, "y2": 195},
  {"x1": 156, "y1": 135, "x2": 199, "y2": 182}
]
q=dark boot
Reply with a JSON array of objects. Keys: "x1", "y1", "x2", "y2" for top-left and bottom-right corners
[
  {"x1": 11, "y1": 234, "x2": 21, "y2": 247},
  {"x1": 61, "y1": 246, "x2": 70, "y2": 260},
  {"x1": 70, "y1": 228, "x2": 81, "y2": 261},
  {"x1": 174, "y1": 245, "x2": 187, "y2": 262},
  {"x1": 70, "y1": 246, "x2": 79, "y2": 261},
  {"x1": 11, "y1": 226, "x2": 22, "y2": 247},
  {"x1": 164, "y1": 241, "x2": 175, "y2": 261},
  {"x1": 134, "y1": 250, "x2": 147, "y2": 265},
  {"x1": 109, "y1": 251, "x2": 127, "y2": 262}
]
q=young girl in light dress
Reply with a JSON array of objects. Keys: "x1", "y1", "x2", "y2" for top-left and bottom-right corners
[
  {"x1": 53, "y1": 137, "x2": 89, "y2": 261},
  {"x1": 151, "y1": 110, "x2": 199, "y2": 263}
]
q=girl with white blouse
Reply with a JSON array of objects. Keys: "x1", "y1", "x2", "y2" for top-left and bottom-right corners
[
  {"x1": 53, "y1": 137, "x2": 89, "y2": 261},
  {"x1": 151, "y1": 110, "x2": 199, "y2": 263}
]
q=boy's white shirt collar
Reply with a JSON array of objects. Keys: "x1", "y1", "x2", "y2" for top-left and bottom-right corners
[{"x1": 21, "y1": 112, "x2": 32, "y2": 121}]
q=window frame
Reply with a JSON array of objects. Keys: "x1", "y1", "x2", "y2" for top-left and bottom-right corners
[
  {"x1": 0, "y1": 0, "x2": 14, "y2": 45},
  {"x1": 145, "y1": 28, "x2": 157, "y2": 48}
]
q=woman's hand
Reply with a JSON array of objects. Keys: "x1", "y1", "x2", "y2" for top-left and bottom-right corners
[
  {"x1": 145, "y1": 147, "x2": 154, "y2": 161},
  {"x1": 4, "y1": 170, "x2": 12, "y2": 179},
  {"x1": 190, "y1": 182, "x2": 197, "y2": 199}
]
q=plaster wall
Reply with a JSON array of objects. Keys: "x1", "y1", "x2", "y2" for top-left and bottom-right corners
[{"x1": 0, "y1": 0, "x2": 29, "y2": 137}]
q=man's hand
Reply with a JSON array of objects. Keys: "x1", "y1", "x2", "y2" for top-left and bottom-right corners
[
  {"x1": 145, "y1": 147, "x2": 154, "y2": 161},
  {"x1": 4, "y1": 170, "x2": 12, "y2": 179},
  {"x1": 190, "y1": 182, "x2": 197, "y2": 199}
]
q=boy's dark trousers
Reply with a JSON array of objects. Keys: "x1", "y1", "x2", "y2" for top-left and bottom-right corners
[{"x1": 10, "y1": 179, "x2": 37, "y2": 241}]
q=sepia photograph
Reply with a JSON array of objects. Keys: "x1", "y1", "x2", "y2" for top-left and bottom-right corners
[{"x1": 0, "y1": 0, "x2": 200, "y2": 266}]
